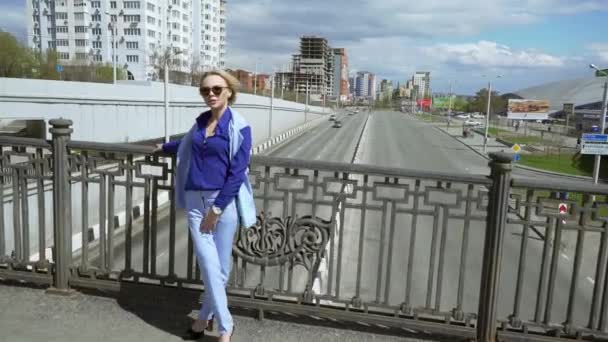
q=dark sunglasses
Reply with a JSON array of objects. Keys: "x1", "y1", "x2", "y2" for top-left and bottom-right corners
[{"x1": 200, "y1": 86, "x2": 228, "y2": 96}]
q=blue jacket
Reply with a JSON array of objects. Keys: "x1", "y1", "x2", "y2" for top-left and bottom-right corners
[{"x1": 175, "y1": 107, "x2": 257, "y2": 228}]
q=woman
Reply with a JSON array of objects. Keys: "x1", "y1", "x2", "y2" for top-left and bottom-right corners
[{"x1": 156, "y1": 70, "x2": 256, "y2": 341}]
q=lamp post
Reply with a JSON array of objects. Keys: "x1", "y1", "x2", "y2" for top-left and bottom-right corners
[
  {"x1": 104, "y1": 11, "x2": 116, "y2": 84},
  {"x1": 590, "y1": 64, "x2": 608, "y2": 184},
  {"x1": 482, "y1": 75, "x2": 503, "y2": 153}
]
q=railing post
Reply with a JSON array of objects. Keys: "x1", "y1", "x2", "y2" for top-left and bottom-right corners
[
  {"x1": 47, "y1": 118, "x2": 75, "y2": 295},
  {"x1": 477, "y1": 152, "x2": 513, "y2": 341}
]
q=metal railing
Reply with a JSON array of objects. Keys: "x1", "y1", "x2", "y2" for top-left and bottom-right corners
[{"x1": 2, "y1": 119, "x2": 608, "y2": 341}]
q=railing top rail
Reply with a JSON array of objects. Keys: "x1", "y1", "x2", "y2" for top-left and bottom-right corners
[
  {"x1": 68, "y1": 140, "x2": 155, "y2": 155},
  {"x1": 0, "y1": 136, "x2": 51, "y2": 149},
  {"x1": 512, "y1": 176, "x2": 608, "y2": 195}
]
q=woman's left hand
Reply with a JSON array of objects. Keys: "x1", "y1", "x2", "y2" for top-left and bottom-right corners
[{"x1": 200, "y1": 211, "x2": 220, "y2": 233}]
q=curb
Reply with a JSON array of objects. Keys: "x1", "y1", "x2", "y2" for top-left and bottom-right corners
[{"x1": 251, "y1": 115, "x2": 327, "y2": 155}]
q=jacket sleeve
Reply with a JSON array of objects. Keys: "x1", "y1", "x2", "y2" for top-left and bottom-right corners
[
  {"x1": 214, "y1": 126, "x2": 252, "y2": 211},
  {"x1": 162, "y1": 139, "x2": 181, "y2": 154}
]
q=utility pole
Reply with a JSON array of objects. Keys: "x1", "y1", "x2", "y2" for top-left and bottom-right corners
[
  {"x1": 483, "y1": 82, "x2": 492, "y2": 153},
  {"x1": 593, "y1": 80, "x2": 608, "y2": 184},
  {"x1": 163, "y1": 4, "x2": 173, "y2": 144},
  {"x1": 253, "y1": 62, "x2": 258, "y2": 95},
  {"x1": 269, "y1": 72, "x2": 274, "y2": 139},
  {"x1": 447, "y1": 80, "x2": 454, "y2": 117},
  {"x1": 305, "y1": 79, "x2": 309, "y2": 122}
]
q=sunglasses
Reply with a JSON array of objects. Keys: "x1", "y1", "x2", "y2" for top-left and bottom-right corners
[{"x1": 200, "y1": 86, "x2": 228, "y2": 97}]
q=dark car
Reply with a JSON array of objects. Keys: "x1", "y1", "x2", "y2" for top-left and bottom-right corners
[{"x1": 332, "y1": 120, "x2": 342, "y2": 128}]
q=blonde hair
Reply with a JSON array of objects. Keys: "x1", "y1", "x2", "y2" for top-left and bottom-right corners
[{"x1": 199, "y1": 69, "x2": 240, "y2": 105}]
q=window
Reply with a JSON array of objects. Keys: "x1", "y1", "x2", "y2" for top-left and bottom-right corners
[
  {"x1": 127, "y1": 55, "x2": 139, "y2": 63},
  {"x1": 147, "y1": 16, "x2": 155, "y2": 24},
  {"x1": 146, "y1": 2, "x2": 155, "y2": 11},
  {"x1": 91, "y1": 28, "x2": 102, "y2": 35},
  {"x1": 149, "y1": 43, "x2": 155, "y2": 50},
  {"x1": 92, "y1": 41, "x2": 102, "y2": 48},
  {"x1": 182, "y1": 13, "x2": 188, "y2": 20},
  {"x1": 182, "y1": 26, "x2": 188, "y2": 33},
  {"x1": 124, "y1": 15, "x2": 140, "y2": 22},
  {"x1": 110, "y1": 1, "x2": 117, "y2": 8},
  {"x1": 111, "y1": 15, "x2": 117, "y2": 22},
  {"x1": 204, "y1": 14, "x2": 210, "y2": 20},
  {"x1": 74, "y1": 26, "x2": 88, "y2": 33},
  {"x1": 93, "y1": 55, "x2": 103, "y2": 62},
  {"x1": 172, "y1": 0, "x2": 179, "y2": 5},
  {"x1": 56, "y1": 12, "x2": 68, "y2": 19},
  {"x1": 182, "y1": 37, "x2": 188, "y2": 44},
  {"x1": 205, "y1": 44, "x2": 210, "y2": 51},
  {"x1": 91, "y1": 14, "x2": 101, "y2": 21},
  {"x1": 205, "y1": 24, "x2": 210, "y2": 30},
  {"x1": 58, "y1": 52, "x2": 70, "y2": 59},
  {"x1": 33, "y1": 15, "x2": 39, "y2": 22},
  {"x1": 75, "y1": 39, "x2": 88, "y2": 47},
  {"x1": 205, "y1": 4, "x2": 210, "y2": 9},
  {"x1": 56, "y1": 26, "x2": 68, "y2": 34},
  {"x1": 204, "y1": 34, "x2": 210, "y2": 40},
  {"x1": 182, "y1": 60, "x2": 188, "y2": 67},
  {"x1": 48, "y1": 41, "x2": 56, "y2": 48},
  {"x1": 147, "y1": 29, "x2": 155, "y2": 37},
  {"x1": 91, "y1": 1, "x2": 101, "y2": 8},
  {"x1": 172, "y1": 10, "x2": 179, "y2": 18},
  {"x1": 56, "y1": 39, "x2": 69, "y2": 46},
  {"x1": 47, "y1": 28, "x2": 55, "y2": 34},
  {"x1": 123, "y1": 1, "x2": 141, "y2": 9},
  {"x1": 126, "y1": 41, "x2": 138, "y2": 49},
  {"x1": 124, "y1": 28, "x2": 141, "y2": 35},
  {"x1": 172, "y1": 35, "x2": 179, "y2": 42},
  {"x1": 74, "y1": 13, "x2": 85, "y2": 20},
  {"x1": 75, "y1": 52, "x2": 87, "y2": 60},
  {"x1": 172, "y1": 22, "x2": 179, "y2": 29}
]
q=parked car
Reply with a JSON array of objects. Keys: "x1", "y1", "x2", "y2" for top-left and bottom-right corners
[
  {"x1": 329, "y1": 114, "x2": 336, "y2": 121},
  {"x1": 464, "y1": 119, "x2": 482, "y2": 126},
  {"x1": 456, "y1": 114, "x2": 471, "y2": 120},
  {"x1": 332, "y1": 120, "x2": 342, "y2": 128},
  {"x1": 471, "y1": 113, "x2": 485, "y2": 119}
]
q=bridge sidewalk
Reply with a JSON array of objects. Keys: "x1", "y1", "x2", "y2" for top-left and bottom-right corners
[{"x1": 0, "y1": 283, "x2": 440, "y2": 342}]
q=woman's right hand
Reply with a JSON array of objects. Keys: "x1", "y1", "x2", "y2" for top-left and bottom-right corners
[{"x1": 152, "y1": 143, "x2": 163, "y2": 153}]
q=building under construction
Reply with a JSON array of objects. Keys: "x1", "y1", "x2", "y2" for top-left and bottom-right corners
[{"x1": 289, "y1": 36, "x2": 335, "y2": 98}]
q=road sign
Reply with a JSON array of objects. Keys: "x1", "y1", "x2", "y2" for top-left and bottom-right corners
[
  {"x1": 56, "y1": 65, "x2": 63, "y2": 73},
  {"x1": 511, "y1": 144, "x2": 521, "y2": 153},
  {"x1": 513, "y1": 154, "x2": 521, "y2": 162},
  {"x1": 559, "y1": 203, "x2": 568, "y2": 224},
  {"x1": 581, "y1": 134, "x2": 608, "y2": 155}
]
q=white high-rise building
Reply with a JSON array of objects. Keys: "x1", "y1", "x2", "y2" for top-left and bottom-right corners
[
  {"x1": 26, "y1": 0, "x2": 227, "y2": 81},
  {"x1": 412, "y1": 71, "x2": 430, "y2": 99}
]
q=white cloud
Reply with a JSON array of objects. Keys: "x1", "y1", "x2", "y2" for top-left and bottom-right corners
[
  {"x1": 588, "y1": 43, "x2": 608, "y2": 64},
  {"x1": 422, "y1": 41, "x2": 566, "y2": 68},
  {"x1": 0, "y1": 5, "x2": 26, "y2": 41}
]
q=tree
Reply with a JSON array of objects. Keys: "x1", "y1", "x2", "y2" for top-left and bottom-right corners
[
  {"x1": 468, "y1": 88, "x2": 507, "y2": 116},
  {"x1": 0, "y1": 31, "x2": 36, "y2": 78}
]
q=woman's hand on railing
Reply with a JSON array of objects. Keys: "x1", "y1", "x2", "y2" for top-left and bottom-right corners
[{"x1": 152, "y1": 143, "x2": 163, "y2": 153}]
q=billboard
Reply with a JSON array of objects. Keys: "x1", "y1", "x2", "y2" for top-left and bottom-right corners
[
  {"x1": 432, "y1": 97, "x2": 452, "y2": 109},
  {"x1": 417, "y1": 98, "x2": 432, "y2": 108},
  {"x1": 507, "y1": 99, "x2": 550, "y2": 120}
]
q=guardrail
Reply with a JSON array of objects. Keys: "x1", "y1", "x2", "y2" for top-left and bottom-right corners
[{"x1": 2, "y1": 119, "x2": 608, "y2": 341}]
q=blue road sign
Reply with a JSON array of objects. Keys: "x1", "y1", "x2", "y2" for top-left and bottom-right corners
[
  {"x1": 582, "y1": 134, "x2": 608, "y2": 143},
  {"x1": 56, "y1": 65, "x2": 63, "y2": 73},
  {"x1": 513, "y1": 154, "x2": 521, "y2": 162}
]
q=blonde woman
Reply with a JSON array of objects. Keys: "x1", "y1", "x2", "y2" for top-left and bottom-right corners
[{"x1": 157, "y1": 70, "x2": 256, "y2": 341}]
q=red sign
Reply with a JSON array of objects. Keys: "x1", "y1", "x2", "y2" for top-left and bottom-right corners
[
  {"x1": 417, "y1": 98, "x2": 432, "y2": 108},
  {"x1": 558, "y1": 203, "x2": 568, "y2": 215}
]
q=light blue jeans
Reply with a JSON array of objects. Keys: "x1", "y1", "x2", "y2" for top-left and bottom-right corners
[{"x1": 186, "y1": 190, "x2": 238, "y2": 336}]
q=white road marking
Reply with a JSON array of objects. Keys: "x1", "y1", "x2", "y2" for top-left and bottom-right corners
[
  {"x1": 560, "y1": 253, "x2": 570, "y2": 261},
  {"x1": 587, "y1": 277, "x2": 595, "y2": 285}
]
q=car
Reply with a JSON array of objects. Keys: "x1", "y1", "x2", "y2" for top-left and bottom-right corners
[
  {"x1": 456, "y1": 114, "x2": 471, "y2": 120},
  {"x1": 464, "y1": 119, "x2": 482, "y2": 126},
  {"x1": 329, "y1": 114, "x2": 336, "y2": 121},
  {"x1": 332, "y1": 120, "x2": 342, "y2": 128},
  {"x1": 471, "y1": 113, "x2": 485, "y2": 119}
]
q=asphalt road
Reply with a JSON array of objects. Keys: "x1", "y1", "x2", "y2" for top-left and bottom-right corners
[{"x1": 102, "y1": 110, "x2": 596, "y2": 331}]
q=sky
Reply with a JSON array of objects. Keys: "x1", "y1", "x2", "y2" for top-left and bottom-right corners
[{"x1": 2, "y1": 0, "x2": 608, "y2": 95}]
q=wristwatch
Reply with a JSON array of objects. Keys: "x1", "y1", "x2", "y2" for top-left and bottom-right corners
[{"x1": 211, "y1": 205, "x2": 223, "y2": 215}]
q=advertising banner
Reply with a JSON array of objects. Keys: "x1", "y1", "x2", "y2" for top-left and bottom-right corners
[
  {"x1": 507, "y1": 99, "x2": 550, "y2": 120},
  {"x1": 432, "y1": 97, "x2": 452, "y2": 109}
]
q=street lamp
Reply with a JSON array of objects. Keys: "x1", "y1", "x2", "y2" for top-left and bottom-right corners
[
  {"x1": 589, "y1": 63, "x2": 608, "y2": 184},
  {"x1": 482, "y1": 75, "x2": 503, "y2": 153},
  {"x1": 104, "y1": 11, "x2": 116, "y2": 84}
]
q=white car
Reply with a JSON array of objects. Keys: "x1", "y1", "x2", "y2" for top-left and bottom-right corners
[
  {"x1": 456, "y1": 114, "x2": 471, "y2": 120},
  {"x1": 471, "y1": 113, "x2": 485, "y2": 119},
  {"x1": 464, "y1": 119, "x2": 482, "y2": 126}
]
